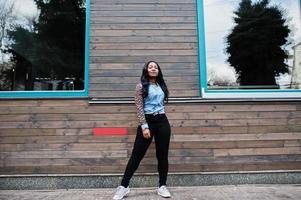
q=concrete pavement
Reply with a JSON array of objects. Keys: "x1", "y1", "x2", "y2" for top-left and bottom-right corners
[{"x1": 0, "y1": 184, "x2": 301, "y2": 200}]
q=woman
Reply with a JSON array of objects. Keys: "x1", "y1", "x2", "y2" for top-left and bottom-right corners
[{"x1": 113, "y1": 61, "x2": 171, "y2": 199}]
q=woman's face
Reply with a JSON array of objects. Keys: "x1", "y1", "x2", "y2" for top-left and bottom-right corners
[{"x1": 147, "y1": 62, "x2": 159, "y2": 78}]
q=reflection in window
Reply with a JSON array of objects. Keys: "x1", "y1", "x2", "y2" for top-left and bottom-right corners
[
  {"x1": 203, "y1": 0, "x2": 301, "y2": 90},
  {"x1": 0, "y1": 0, "x2": 86, "y2": 91}
]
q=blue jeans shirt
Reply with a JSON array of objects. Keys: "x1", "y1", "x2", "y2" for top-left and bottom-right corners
[{"x1": 144, "y1": 83, "x2": 165, "y2": 115}]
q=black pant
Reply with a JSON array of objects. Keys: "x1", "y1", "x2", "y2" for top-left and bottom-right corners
[{"x1": 121, "y1": 114, "x2": 171, "y2": 187}]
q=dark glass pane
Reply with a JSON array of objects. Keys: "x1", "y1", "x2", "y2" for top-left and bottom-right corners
[
  {"x1": 0, "y1": 0, "x2": 86, "y2": 91},
  {"x1": 203, "y1": 0, "x2": 301, "y2": 90}
]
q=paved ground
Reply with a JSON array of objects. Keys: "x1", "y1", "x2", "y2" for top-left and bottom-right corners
[{"x1": 0, "y1": 184, "x2": 301, "y2": 200}]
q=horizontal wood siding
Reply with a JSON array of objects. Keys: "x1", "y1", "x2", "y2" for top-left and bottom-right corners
[
  {"x1": 89, "y1": 0, "x2": 200, "y2": 98},
  {"x1": 1, "y1": 99, "x2": 301, "y2": 174}
]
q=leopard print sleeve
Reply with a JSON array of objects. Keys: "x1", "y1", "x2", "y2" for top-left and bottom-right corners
[{"x1": 135, "y1": 83, "x2": 148, "y2": 129}]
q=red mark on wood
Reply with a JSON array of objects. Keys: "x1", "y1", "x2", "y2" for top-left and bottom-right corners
[{"x1": 93, "y1": 128, "x2": 128, "y2": 136}]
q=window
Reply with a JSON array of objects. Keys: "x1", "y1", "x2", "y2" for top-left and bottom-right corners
[
  {"x1": 197, "y1": 0, "x2": 301, "y2": 98},
  {"x1": 0, "y1": 0, "x2": 90, "y2": 98}
]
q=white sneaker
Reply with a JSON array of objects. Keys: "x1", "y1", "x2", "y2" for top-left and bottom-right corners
[
  {"x1": 157, "y1": 185, "x2": 171, "y2": 198},
  {"x1": 113, "y1": 186, "x2": 130, "y2": 200}
]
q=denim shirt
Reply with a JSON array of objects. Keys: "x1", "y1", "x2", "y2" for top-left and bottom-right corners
[
  {"x1": 144, "y1": 83, "x2": 165, "y2": 114},
  {"x1": 134, "y1": 83, "x2": 165, "y2": 130}
]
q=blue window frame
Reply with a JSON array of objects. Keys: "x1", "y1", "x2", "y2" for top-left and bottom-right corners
[
  {"x1": 0, "y1": 0, "x2": 90, "y2": 98},
  {"x1": 197, "y1": 0, "x2": 301, "y2": 98}
]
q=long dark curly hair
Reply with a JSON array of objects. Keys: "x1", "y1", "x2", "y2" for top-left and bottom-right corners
[{"x1": 140, "y1": 61, "x2": 169, "y2": 102}]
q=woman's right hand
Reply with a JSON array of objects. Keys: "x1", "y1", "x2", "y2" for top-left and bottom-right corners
[{"x1": 142, "y1": 128, "x2": 151, "y2": 139}]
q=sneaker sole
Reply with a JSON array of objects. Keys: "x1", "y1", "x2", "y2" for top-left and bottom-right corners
[
  {"x1": 113, "y1": 189, "x2": 130, "y2": 200},
  {"x1": 157, "y1": 191, "x2": 171, "y2": 198}
]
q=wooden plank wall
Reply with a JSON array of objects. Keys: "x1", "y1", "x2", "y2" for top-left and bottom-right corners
[
  {"x1": 89, "y1": 0, "x2": 200, "y2": 98},
  {"x1": 0, "y1": 0, "x2": 300, "y2": 175},
  {"x1": 0, "y1": 99, "x2": 300, "y2": 174}
]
